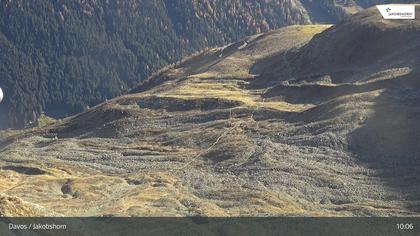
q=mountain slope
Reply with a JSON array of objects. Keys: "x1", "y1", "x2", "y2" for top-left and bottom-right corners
[
  {"x1": 1, "y1": 6, "x2": 420, "y2": 216},
  {"x1": 0, "y1": 0, "x2": 310, "y2": 128},
  {"x1": 0, "y1": 0, "x2": 413, "y2": 128}
]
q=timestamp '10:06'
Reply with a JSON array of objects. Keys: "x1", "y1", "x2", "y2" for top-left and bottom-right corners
[{"x1": 397, "y1": 223, "x2": 414, "y2": 230}]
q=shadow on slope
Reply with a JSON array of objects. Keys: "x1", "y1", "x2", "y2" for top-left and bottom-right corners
[
  {"x1": 263, "y1": 71, "x2": 418, "y2": 104},
  {"x1": 348, "y1": 85, "x2": 420, "y2": 212},
  {"x1": 250, "y1": 6, "x2": 420, "y2": 87}
]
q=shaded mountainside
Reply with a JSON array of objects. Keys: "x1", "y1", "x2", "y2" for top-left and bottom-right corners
[
  {"x1": 0, "y1": 0, "x2": 415, "y2": 128},
  {"x1": 1, "y1": 6, "x2": 420, "y2": 216}
]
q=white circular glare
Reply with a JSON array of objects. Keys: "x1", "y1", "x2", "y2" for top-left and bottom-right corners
[{"x1": 0, "y1": 87, "x2": 3, "y2": 103}]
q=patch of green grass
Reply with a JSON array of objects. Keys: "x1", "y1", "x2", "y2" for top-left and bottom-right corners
[{"x1": 37, "y1": 114, "x2": 57, "y2": 128}]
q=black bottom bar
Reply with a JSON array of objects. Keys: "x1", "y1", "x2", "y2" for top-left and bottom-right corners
[{"x1": 1, "y1": 217, "x2": 419, "y2": 236}]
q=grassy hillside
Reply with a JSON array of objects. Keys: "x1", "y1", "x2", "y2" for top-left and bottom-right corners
[
  {"x1": 1, "y1": 6, "x2": 420, "y2": 216},
  {"x1": 0, "y1": 0, "x2": 412, "y2": 128}
]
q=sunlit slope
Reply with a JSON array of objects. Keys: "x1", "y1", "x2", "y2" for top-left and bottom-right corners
[
  {"x1": 1, "y1": 6, "x2": 420, "y2": 217},
  {"x1": 130, "y1": 25, "x2": 330, "y2": 113}
]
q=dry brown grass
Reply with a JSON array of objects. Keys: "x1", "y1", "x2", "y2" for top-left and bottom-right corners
[{"x1": 3, "y1": 23, "x2": 412, "y2": 218}]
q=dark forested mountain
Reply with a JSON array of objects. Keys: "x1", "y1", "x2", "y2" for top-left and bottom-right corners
[{"x1": 0, "y1": 0, "x2": 417, "y2": 128}]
